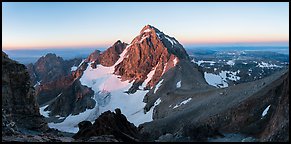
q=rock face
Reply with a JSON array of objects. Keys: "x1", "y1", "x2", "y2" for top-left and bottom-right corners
[
  {"x1": 99, "y1": 40, "x2": 128, "y2": 67},
  {"x1": 85, "y1": 40, "x2": 128, "y2": 68},
  {"x1": 259, "y1": 71, "x2": 289, "y2": 142},
  {"x1": 26, "y1": 53, "x2": 82, "y2": 86},
  {"x1": 2, "y1": 51, "x2": 48, "y2": 132},
  {"x1": 41, "y1": 77, "x2": 95, "y2": 117},
  {"x1": 73, "y1": 109, "x2": 140, "y2": 142},
  {"x1": 114, "y1": 25, "x2": 190, "y2": 92}
]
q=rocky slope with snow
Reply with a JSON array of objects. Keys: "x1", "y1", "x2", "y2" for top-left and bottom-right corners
[{"x1": 138, "y1": 68, "x2": 289, "y2": 142}]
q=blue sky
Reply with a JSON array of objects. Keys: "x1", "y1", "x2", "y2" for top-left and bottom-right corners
[{"x1": 2, "y1": 2, "x2": 289, "y2": 50}]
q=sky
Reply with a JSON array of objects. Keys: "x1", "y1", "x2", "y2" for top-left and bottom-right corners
[{"x1": 2, "y1": 2, "x2": 289, "y2": 50}]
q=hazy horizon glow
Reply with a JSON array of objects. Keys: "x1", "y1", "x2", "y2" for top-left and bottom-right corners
[{"x1": 2, "y1": 2, "x2": 289, "y2": 50}]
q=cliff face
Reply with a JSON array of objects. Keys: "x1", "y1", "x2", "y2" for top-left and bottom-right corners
[
  {"x1": 2, "y1": 51, "x2": 48, "y2": 132},
  {"x1": 259, "y1": 71, "x2": 289, "y2": 142}
]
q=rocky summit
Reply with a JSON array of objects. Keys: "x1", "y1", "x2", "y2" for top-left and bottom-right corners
[{"x1": 114, "y1": 25, "x2": 190, "y2": 92}]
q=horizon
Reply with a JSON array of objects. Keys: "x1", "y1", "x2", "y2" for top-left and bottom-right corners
[{"x1": 2, "y1": 2, "x2": 289, "y2": 50}]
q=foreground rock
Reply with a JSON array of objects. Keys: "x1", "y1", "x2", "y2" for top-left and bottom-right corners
[
  {"x1": 2, "y1": 51, "x2": 48, "y2": 132},
  {"x1": 73, "y1": 108, "x2": 140, "y2": 142}
]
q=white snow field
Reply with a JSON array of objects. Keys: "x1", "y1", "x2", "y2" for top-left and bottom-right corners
[{"x1": 204, "y1": 70, "x2": 241, "y2": 88}]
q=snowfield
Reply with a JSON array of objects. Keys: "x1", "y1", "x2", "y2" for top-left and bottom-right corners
[{"x1": 204, "y1": 70, "x2": 241, "y2": 88}]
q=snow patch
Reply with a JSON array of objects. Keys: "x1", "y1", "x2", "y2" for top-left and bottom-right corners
[
  {"x1": 161, "y1": 62, "x2": 168, "y2": 75},
  {"x1": 165, "y1": 36, "x2": 175, "y2": 46},
  {"x1": 261, "y1": 105, "x2": 270, "y2": 118},
  {"x1": 173, "y1": 57, "x2": 178, "y2": 66},
  {"x1": 143, "y1": 29, "x2": 151, "y2": 33},
  {"x1": 71, "y1": 66, "x2": 78, "y2": 71},
  {"x1": 39, "y1": 105, "x2": 50, "y2": 118},
  {"x1": 154, "y1": 79, "x2": 164, "y2": 94},
  {"x1": 204, "y1": 72, "x2": 228, "y2": 88},
  {"x1": 176, "y1": 80, "x2": 181, "y2": 88},
  {"x1": 139, "y1": 36, "x2": 149, "y2": 43},
  {"x1": 226, "y1": 60, "x2": 235, "y2": 66},
  {"x1": 78, "y1": 59, "x2": 85, "y2": 67},
  {"x1": 194, "y1": 60, "x2": 216, "y2": 66},
  {"x1": 56, "y1": 93, "x2": 63, "y2": 98},
  {"x1": 173, "y1": 98, "x2": 192, "y2": 109},
  {"x1": 34, "y1": 80, "x2": 41, "y2": 87},
  {"x1": 143, "y1": 64, "x2": 158, "y2": 88},
  {"x1": 257, "y1": 62, "x2": 282, "y2": 68},
  {"x1": 204, "y1": 70, "x2": 241, "y2": 88},
  {"x1": 156, "y1": 32, "x2": 161, "y2": 39},
  {"x1": 154, "y1": 98, "x2": 162, "y2": 106},
  {"x1": 114, "y1": 44, "x2": 131, "y2": 66}
]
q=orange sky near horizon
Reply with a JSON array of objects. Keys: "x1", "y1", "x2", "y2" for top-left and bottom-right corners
[{"x1": 2, "y1": 2, "x2": 289, "y2": 50}]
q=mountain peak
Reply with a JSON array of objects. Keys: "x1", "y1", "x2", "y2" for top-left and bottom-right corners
[
  {"x1": 136, "y1": 25, "x2": 189, "y2": 60},
  {"x1": 113, "y1": 25, "x2": 190, "y2": 92},
  {"x1": 114, "y1": 40, "x2": 122, "y2": 45},
  {"x1": 140, "y1": 24, "x2": 161, "y2": 34}
]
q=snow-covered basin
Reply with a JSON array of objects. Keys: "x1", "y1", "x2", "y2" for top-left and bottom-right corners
[{"x1": 47, "y1": 46, "x2": 162, "y2": 133}]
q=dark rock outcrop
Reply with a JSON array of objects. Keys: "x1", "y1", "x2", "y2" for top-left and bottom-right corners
[
  {"x1": 2, "y1": 51, "x2": 48, "y2": 132},
  {"x1": 73, "y1": 108, "x2": 140, "y2": 142}
]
